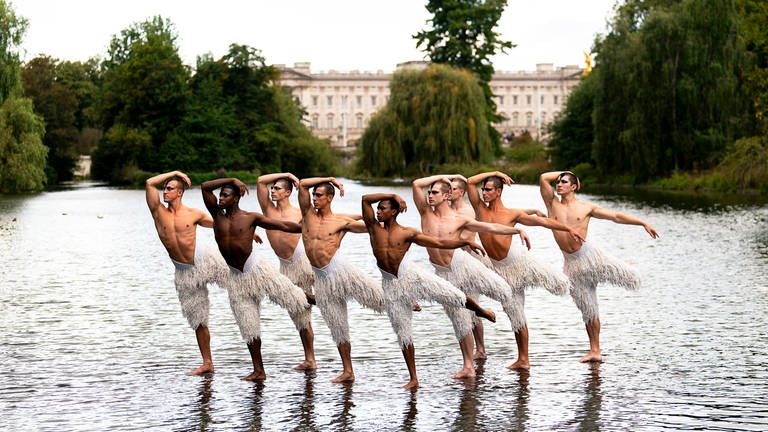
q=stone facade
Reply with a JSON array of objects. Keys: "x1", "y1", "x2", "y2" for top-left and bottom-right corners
[{"x1": 277, "y1": 61, "x2": 582, "y2": 147}]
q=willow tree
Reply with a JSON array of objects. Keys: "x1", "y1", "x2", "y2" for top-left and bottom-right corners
[{"x1": 358, "y1": 64, "x2": 493, "y2": 177}]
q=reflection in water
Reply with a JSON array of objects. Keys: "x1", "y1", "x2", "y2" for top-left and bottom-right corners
[
  {"x1": 246, "y1": 381, "x2": 266, "y2": 431},
  {"x1": 295, "y1": 371, "x2": 318, "y2": 432},
  {"x1": 195, "y1": 376, "x2": 213, "y2": 432},
  {"x1": 575, "y1": 363, "x2": 602, "y2": 432},
  {"x1": 511, "y1": 370, "x2": 530, "y2": 431},
  {"x1": 329, "y1": 382, "x2": 355, "y2": 430},
  {"x1": 401, "y1": 391, "x2": 418, "y2": 432}
]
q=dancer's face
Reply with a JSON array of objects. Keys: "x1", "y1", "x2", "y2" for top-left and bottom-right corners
[
  {"x1": 427, "y1": 187, "x2": 448, "y2": 206},
  {"x1": 270, "y1": 181, "x2": 291, "y2": 202},
  {"x1": 556, "y1": 176, "x2": 576, "y2": 195},
  {"x1": 376, "y1": 202, "x2": 396, "y2": 223},
  {"x1": 450, "y1": 181, "x2": 465, "y2": 202},
  {"x1": 312, "y1": 188, "x2": 331, "y2": 209},
  {"x1": 481, "y1": 181, "x2": 501, "y2": 203},
  {"x1": 218, "y1": 187, "x2": 238, "y2": 208},
  {"x1": 163, "y1": 180, "x2": 183, "y2": 203}
]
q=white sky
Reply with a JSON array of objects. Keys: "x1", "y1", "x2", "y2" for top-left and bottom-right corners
[{"x1": 15, "y1": 0, "x2": 617, "y2": 73}]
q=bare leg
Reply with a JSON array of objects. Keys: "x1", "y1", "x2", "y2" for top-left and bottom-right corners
[
  {"x1": 191, "y1": 325, "x2": 214, "y2": 375},
  {"x1": 579, "y1": 319, "x2": 603, "y2": 363},
  {"x1": 507, "y1": 325, "x2": 530, "y2": 370},
  {"x1": 465, "y1": 297, "x2": 496, "y2": 323},
  {"x1": 293, "y1": 323, "x2": 317, "y2": 370},
  {"x1": 401, "y1": 343, "x2": 419, "y2": 390},
  {"x1": 472, "y1": 320, "x2": 487, "y2": 360},
  {"x1": 331, "y1": 342, "x2": 355, "y2": 383},
  {"x1": 452, "y1": 334, "x2": 476, "y2": 379},
  {"x1": 243, "y1": 338, "x2": 266, "y2": 381}
]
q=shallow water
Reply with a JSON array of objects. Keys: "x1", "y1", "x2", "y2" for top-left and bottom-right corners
[{"x1": 1, "y1": 181, "x2": 767, "y2": 431}]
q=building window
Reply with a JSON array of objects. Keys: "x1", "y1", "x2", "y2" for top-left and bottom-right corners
[
  {"x1": 356, "y1": 113, "x2": 363, "y2": 129},
  {"x1": 498, "y1": 96, "x2": 504, "y2": 105},
  {"x1": 311, "y1": 114, "x2": 319, "y2": 129},
  {"x1": 327, "y1": 114, "x2": 334, "y2": 129},
  {"x1": 356, "y1": 95, "x2": 362, "y2": 108},
  {"x1": 540, "y1": 95, "x2": 545, "y2": 105},
  {"x1": 526, "y1": 113, "x2": 533, "y2": 126},
  {"x1": 541, "y1": 112, "x2": 547, "y2": 123},
  {"x1": 371, "y1": 95, "x2": 377, "y2": 106},
  {"x1": 342, "y1": 95, "x2": 348, "y2": 108},
  {"x1": 327, "y1": 96, "x2": 333, "y2": 107},
  {"x1": 312, "y1": 96, "x2": 318, "y2": 107},
  {"x1": 512, "y1": 112, "x2": 519, "y2": 127},
  {"x1": 554, "y1": 95, "x2": 559, "y2": 105},
  {"x1": 513, "y1": 95, "x2": 518, "y2": 105},
  {"x1": 526, "y1": 95, "x2": 532, "y2": 105}
]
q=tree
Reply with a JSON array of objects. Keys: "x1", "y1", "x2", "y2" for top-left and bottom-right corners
[
  {"x1": 414, "y1": 0, "x2": 515, "y2": 150},
  {"x1": 0, "y1": 0, "x2": 46, "y2": 192},
  {"x1": 358, "y1": 64, "x2": 493, "y2": 177},
  {"x1": 547, "y1": 71, "x2": 597, "y2": 169}
]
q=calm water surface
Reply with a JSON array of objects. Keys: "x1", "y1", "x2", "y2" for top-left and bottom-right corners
[{"x1": 1, "y1": 181, "x2": 767, "y2": 431}]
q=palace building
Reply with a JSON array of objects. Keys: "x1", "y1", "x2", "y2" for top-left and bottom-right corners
[{"x1": 277, "y1": 61, "x2": 583, "y2": 148}]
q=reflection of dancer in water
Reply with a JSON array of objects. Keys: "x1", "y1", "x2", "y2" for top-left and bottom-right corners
[
  {"x1": 202, "y1": 178, "x2": 312, "y2": 380},
  {"x1": 298, "y1": 177, "x2": 385, "y2": 383},
  {"x1": 540, "y1": 171, "x2": 659, "y2": 362},
  {"x1": 362, "y1": 193, "x2": 496, "y2": 389},
  {"x1": 257, "y1": 172, "x2": 316, "y2": 370},
  {"x1": 145, "y1": 170, "x2": 216, "y2": 375},
  {"x1": 466, "y1": 171, "x2": 584, "y2": 370},
  {"x1": 412, "y1": 175, "x2": 529, "y2": 379}
]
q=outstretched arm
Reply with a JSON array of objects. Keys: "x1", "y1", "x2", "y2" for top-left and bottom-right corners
[
  {"x1": 522, "y1": 208, "x2": 546, "y2": 217},
  {"x1": 517, "y1": 212, "x2": 585, "y2": 243},
  {"x1": 257, "y1": 172, "x2": 298, "y2": 213},
  {"x1": 254, "y1": 214, "x2": 302, "y2": 233},
  {"x1": 591, "y1": 207, "x2": 659, "y2": 239},
  {"x1": 411, "y1": 231, "x2": 486, "y2": 255},
  {"x1": 412, "y1": 174, "x2": 452, "y2": 215},
  {"x1": 464, "y1": 217, "x2": 531, "y2": 250},
  {"x1": 145, "y1": 170, "x2": 190, "y2": 213}
]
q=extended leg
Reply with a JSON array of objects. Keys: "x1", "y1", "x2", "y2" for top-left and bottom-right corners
[
  {"x1": 452, "y1": 334, "x2": 476, "y2": 379},
  {"x1": 507, "y1": 325, "x2": 530, "y2": 370},
  {"x1": 332, "y1": 342, "x2": 355, "y2": 383},
  {"x1": 401, "y1": 343, "x2": 419, "y2": 390},
  {"x1": 243, "y1": 338, "x2": 266, "y2": 381},
  {"x1": 579, "y1": 318, "x2": 603, "y2": 363}
]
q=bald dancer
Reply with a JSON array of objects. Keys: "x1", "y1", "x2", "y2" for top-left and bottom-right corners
[
  {"x1": 298, "y1": 177, "x2": 385, "y2": 383},
  {"x1": 466, "y1": 171, "x2": 584, "y2": 370},
  {"x1": 257, "y1": 173, "x2": 316, "y2": 370},
  {"x1": 540, "y1": 171, "x2": 658, "y2": 362},
  {"x1": 413, "y1": 175, "x2": 529, "y2": 377},
  {"x1": 362, "y1": 193, "x2": 496, "y2": 388}
]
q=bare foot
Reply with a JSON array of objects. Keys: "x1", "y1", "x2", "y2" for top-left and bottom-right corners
[
  {"x1": 475, "y1": 308, "x2": 495, "y2": 323},
  {"x1": 191, "y1": 362, "x2": 214, "y2": 375},
  {"x1": 292, "y1": 359, "x2": 317, "y2": 371},
  {"x1": 451, "y1": 367, "x2": 476, "y2": 379},
  {"x1": 306, "y1": 293, "x2": 316, "y2": 306},
  {"x1": 412, "y1": 303, "x2": 422, "y2": 312},
  {"x1": 402, "y1": 379, "x2": 419, "y2": 390},
  {"x1": 506, "y1": 359, "x2": 530, "y2": 370},
  {"x1": 242, "y1": 370, "x2": 266, "y2": 381},
  {"x1": 331, "y1": 371, "x2": 355, "y2": 383},
  {"x1": 473, "y1": 350, "x2": 488, "y2": 360},
  {"x1": 578, "y1": 351, "x2": 603, "y2": 363}
]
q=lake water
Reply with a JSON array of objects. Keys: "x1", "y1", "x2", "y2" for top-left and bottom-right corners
[{"x1": 1, "y1": 180, "x2": 767, "y2": 431}]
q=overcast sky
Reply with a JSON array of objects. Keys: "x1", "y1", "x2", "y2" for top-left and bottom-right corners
[{"x1": 15, "y1": 0, "x2": 618, "y2": 73}]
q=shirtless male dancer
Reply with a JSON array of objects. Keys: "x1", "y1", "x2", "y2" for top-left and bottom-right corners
[
  {"x1": 202, "y1": 178, "x2": 312, "y2": 380},
  {"x1": 413, "y1": 175, "x2": 529, "y2": 378},
  {"x1": 540, "y1": 171, "x2": 659, "y2": 362},
  {"x1": 466, "y1": 171, "x2": 584, "y2": 370},
  {"x1": 257, "y1": 173, "x2": 316, "y2": 370},
  {"x1": 298, "y1": 177, "x2": 385, "y2": 383},
  {"x1": 362, "y1": 193, "x2": 496, "y2": 388},
  {"x1": 146, "y1": 171, "x2": 215, "y2": 375}
]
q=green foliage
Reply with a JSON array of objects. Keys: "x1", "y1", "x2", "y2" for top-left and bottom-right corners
[
  {"x1": 414, "y1": 0, "x2": 515, "y2": 151},
  {"x1": 504, "y1": 135, "x2": 547, "y2": 163},
  {"x1": 714, "y1": 136, "x2": 768, "y2": 192},
  {"x1": 547, "y1": 72, "x2": 597, "y2": 168},
  {"x1": 357, "y1": 64, "x2": 493, "y2": 177},
  {"x1": 91, "y1": 124, "x2": 151, "y2": 183},
  {"x1": 0, "y1": 97, "x2": 47, "y2": 192},
  {"x1": 737, "y1": 0, "x2": 768, "y2": 131},
  {"x1": 0, "y1": 0, "x2": 26, "y2": 103}
]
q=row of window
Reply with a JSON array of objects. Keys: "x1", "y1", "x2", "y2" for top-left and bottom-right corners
[
  {"x1": 310, "y1": 113, "x2": 367, "y2": 130},
  {"x1": 310, "y1": 95, "x2": 385, "y2": 108},
  {"x1": 496, "y1": 94, "x2": 560, "y2": 106},
  {"x1": 308, "y1": 110, "x2": 559, "y2": 130}
]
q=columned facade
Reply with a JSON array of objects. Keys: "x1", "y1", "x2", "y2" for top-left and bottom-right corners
[{"x1": 277, "y1": 61, "x2": 582, "y2": 147}]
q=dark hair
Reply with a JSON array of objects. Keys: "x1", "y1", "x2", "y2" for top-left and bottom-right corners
[
  {"x1": 558, "y1": 171, "x2": 580, "y2": 191},
  {"x1": 222, "y1": 182, "x2": 241, "y2": 197},
  {"x1": 315, "y1": 182, "x2": 335, "y2": 198},
  {"x1": 430, "y1": 180, "x2": 451, "y2": 194},
  {"x1": 450, "y1": 177, "x2": 467, "y2": 191},
  {"x1": 165, "y1": 177, "x2": 188, "y2": 192},
  {"x1": 381, "y1": 197, "x2": 400, "y2": 214},
  {"x1": 484, "y1": 176, "x2": 504, "y2": 189},
  {"x1": 274, "y1": 177, "x2": 293, "y2": 193}
]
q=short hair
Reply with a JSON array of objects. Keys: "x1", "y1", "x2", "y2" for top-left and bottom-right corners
[
  {"x1": 274, "y1": 177, "x2": 293, "y2": 193},
  {"x1": 484, "y1": 176, "x2": 504, "y2": 189},
  {"x1": 430, "y1": 180, "x2": 451, "y2": 194},
  {"x1": 165, "y1": 177, "x2": 188, "y2": 192},
  {"x1": 221, "y1": 182, "x2": 241, "y2": 197},
  {"x1": 315, "y1": 182, "x2": 335, "y2": 198},
  {"x1": 558, "y1": 171, "x2": 581, "y2": 191},
  {"x1": 451, "y1": 177, "x2": 467, "y2": 191},
  {"x1": 381, "y1": 197, "x2": 400, "y2": 214}
]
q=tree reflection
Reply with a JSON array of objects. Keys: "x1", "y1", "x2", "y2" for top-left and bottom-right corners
[{"x1": 575, "y1": 362, "x2": 602, "y2": 431}]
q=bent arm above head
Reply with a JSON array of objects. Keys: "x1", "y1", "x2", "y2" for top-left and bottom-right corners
[
  {"x1": 300, "y1": 177, "x2": 344, "y2": 195},
  {"x1": 539, "y1": 171, "x2": 563, "y2": 206},
  {"x1": 592, "y1": 207, "x2": 659, "y2": 239},
  {"x1": 412, "y1": 174, "x2": 451, "y2": 214},
  {"x1": 145, "y1": 170, "x2": 190, "y2": 211},
  {"x1": 257, "y1": 173, "x2": 295, "y2": 211},
  {"x1": 467, "y1": 171, "x2": 513, "y2": 186}
]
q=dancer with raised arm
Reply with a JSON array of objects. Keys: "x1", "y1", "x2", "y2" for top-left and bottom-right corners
[
  {"x1": 466, "y1": 171, "x2": 584, "y2": 370},
  {"x1": 362, "y1": 193, "x2": 496, "y2": 389},
  {"x1": 298, "y1": 177, "x2": 385, "y2": 383},
  {"x1": 202, "y1": 178, "x2": 312, "y2": 380},
  {"x1": 412, "y1": 174, "x2": 529, "y2": 378},
  {"x1": 540, "y1": 171, "x2": 659, "y2": 362},
  {"x1": 146, "y1": 171, "x2": 217, "y2": 375},
  {"x1": 257, "y1": 173, "x2": 316, "y2": 370}
]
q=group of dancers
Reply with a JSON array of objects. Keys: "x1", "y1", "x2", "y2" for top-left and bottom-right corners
[{"x1": 145, "y1": 170, "x2": 658, "y2": 389}]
